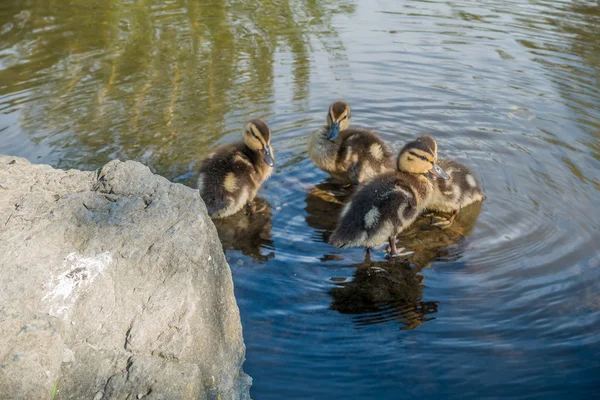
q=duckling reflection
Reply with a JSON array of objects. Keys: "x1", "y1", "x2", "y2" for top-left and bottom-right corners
[
  {"x1": 329, "y1": 202, "x2": 482, "y2": 329},
  {"x1": 400, "y1": 201, "x2": 483, "y2": 268},
  {"x1": 330, "y1": 258, "x2": 437, "y2": 330},
  {"x1": 211, "y1": 197, "x2": 274, "y2": 262},
  {"x1": 304, "y1": 177, "x2": 353, "y2": 243}
]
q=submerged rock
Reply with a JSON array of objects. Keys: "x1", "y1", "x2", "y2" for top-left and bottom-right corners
[{"x1": 0, "y1": 156, "x2": 251, "y2": 400}]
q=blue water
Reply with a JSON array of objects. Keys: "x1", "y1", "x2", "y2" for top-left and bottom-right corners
[{"x1": 1, "y1": 0, "x2": 599, "y2": 398}]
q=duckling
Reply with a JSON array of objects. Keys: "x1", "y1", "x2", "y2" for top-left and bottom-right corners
[
  {"x1": 198, "y1": 118, "x2": 274, "y2": 218},
  {"x1": 425, "y1": 158, "x2": 485, "y2": 228},
  {"x1": 329, "y1": 135, "x2": 450, "y2": 256},
  {"x1": 308, "y1": 101, "x2": 394, "y2": 185}
]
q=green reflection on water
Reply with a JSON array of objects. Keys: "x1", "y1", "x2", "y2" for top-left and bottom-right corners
[{"x1": 0, "y1": 0, "x2": 354, "y2": 178}]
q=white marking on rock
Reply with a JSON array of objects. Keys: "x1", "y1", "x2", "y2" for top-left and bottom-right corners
[
  {"x1": 364, "y1": 206, "x2": 380, "y2": 229},
  {"x1": 466, "y1": 174, "x2": 477, "y2": 188},
  {"x1": 43, "y1": 252, "x2": 112, "y2": 318},
  {"x1": 62, "y1": 348, "x2": 75, "y2": 364}
]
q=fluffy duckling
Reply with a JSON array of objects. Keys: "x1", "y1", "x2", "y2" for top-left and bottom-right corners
[
  {"x1": 198, "y1": 119, "x2": 274, "y2": 218},
  {"x1": 425, "y1": 159, "x2": 485, "y2": 228},
  {"x1": 308, "y1": 101, "x2": 394, "y2": 185},
  {"x1": 329, "y1": 135, "x2": 450, "y2": 256}
]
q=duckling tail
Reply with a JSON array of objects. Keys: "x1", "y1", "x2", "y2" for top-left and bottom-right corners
[{"x1": 328, "y1": 231, "x2": 346, "y2": 248}]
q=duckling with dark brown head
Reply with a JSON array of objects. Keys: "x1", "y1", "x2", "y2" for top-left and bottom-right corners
[
  {"x1": 308, "y1": 101, "x2": 394, "y2": 185},
  {"x1": 329, "y1": 135, "x2": 450, "y2": 256},
  {"x1": 198, "y1": 119, "x2": 274, "y2": 218}
]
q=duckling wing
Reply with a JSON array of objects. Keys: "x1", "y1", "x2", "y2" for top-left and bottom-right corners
[
  {"x1": 198, "y1": 144, "x2": 257, "y2": 218},
  {"x1": 330, "y1": 173, "x2": 419, "y2": 248},
  {"x1": 429, "y1": 158, "x2": 485, "y2": 212},
  {"x1": 336, "y1": 129, "x2": 395, "y2": 183}
]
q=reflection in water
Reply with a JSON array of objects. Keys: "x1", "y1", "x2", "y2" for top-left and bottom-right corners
[
  {"x1": 329, "y1": 201, "x2": 482, "y2": 329},
  {"x1": 330, "y1": 259, "x2": 437, "y2": 330},
  {"x1": 404, "y1": 202, "x2": 482, "y2": 268},
  {"x1": 212, "y1": 198, "x2": 274, "y2": 262},
  {"x1": 303, "y1": 178, "x2": 352, "y2": 243},
  {"x1": 544, "y1": 1, "x2": 600, "y2": 171},
  {"x1": 0, "y1": 0, "x2": 354, "y2": 178}
]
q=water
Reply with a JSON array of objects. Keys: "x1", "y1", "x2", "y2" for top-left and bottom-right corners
[{"x1": 1, "y1": 0, "x2": 599, "y2": 398}]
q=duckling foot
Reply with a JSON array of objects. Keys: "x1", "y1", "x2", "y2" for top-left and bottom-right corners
[
  {"x1": 245, "y1": 201, "x2": 267, "y2": 214},
  {"x1": 430, "y1": 216, "x2": 453, "y2": 229},
  {"x1": 387, "y1": 236, "x2": 414, "y2": 258},
  {"x1": 365, "y1": 247, "x2": 373, "y2": 262},
  {"x1": 430, "y1": 210, "x2": 459, "y2": 230},
  {"x1": 390, "y1": 248, "x2": 414, "y2": 257}
]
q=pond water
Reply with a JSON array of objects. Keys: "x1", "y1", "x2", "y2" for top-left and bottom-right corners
[{"x1": 1, "y1": 0, "x2": 599, "y2": 398}]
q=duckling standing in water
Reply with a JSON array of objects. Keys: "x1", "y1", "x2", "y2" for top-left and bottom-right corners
[
  {"x1": 329, "y1": 135, "x2": 450, "y2": 256},
  {"x1": 425, "y1": 159, "x2": 485, "y2": 228},
  {"x1": 308, "y1": 101, "x2": 394, "y2": 185},
  {"x1": 198, "y1": 119, "x2": 274, "y2": 218}
]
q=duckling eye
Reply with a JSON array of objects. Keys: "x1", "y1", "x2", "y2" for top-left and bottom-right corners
[
  {"x1": 341, "y1": 114, "x2": 349, "y2": 120},
  {"x1": 409, "y1": 151, "x2": 429, "y2": 162}
]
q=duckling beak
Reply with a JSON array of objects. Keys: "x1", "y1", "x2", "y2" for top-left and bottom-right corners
[
  {"x1": 429, "y1": 163, "x2": 450, "y2": 180},
  {"x1": 263, "y1": 146, "x2": 275, "y2": 167},
  {"x1": 327, "y1": 122, "x2": 340, "y2": 140}
]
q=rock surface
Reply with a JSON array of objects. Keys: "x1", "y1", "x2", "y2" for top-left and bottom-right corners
[{"x1": 0, "y1": 155, "x2": 251, "y2": 400}]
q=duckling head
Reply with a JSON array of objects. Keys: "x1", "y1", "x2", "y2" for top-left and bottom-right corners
[
  {"x1": 243, "y1": 118, "x2": 275, "y2": 167},
  {"x1": 326, "y1": 101, "x2": 351, "y2": 140},
  {"x1": 397, "y1": 135, "x2": 450, "y2": 179}
]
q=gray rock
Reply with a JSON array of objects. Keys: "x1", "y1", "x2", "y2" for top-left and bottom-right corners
[
  {"x1": 0, "y1": 156, "x2": 251, "y2": 400},
  {"x1": 0, "y1": 307, "x2": 63, "y2": 400}
]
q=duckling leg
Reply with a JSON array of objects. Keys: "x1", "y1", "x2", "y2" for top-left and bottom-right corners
[
  {"x1": 245, "y1": 201, "x2": 267, "y2": 214},
  {"x1": 388, "y1": 236, "x2": 414, "y2": 257},
  {"x1": 430, "y1": 209, "x2": 459, "y2": 229}
]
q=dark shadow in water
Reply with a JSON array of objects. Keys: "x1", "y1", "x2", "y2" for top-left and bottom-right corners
[
  {"x1": 315, "y1": 178, "x2": 483, "y2": 329},
  {"x1": 330, "y1": 258, "x2": 438, "y2": 330},
  {"x1": 304, "y1": 177, "x2": 354, "y2": 243},
  {"x1": 0, "y1": 0, "x2": 355, "y2": 177},
  {"x1": 212, "y1": 197, "x2": 274, "y2": 262},
  {"x1": 402, "y1": 201, "x2": 482, "y2": 269}
]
